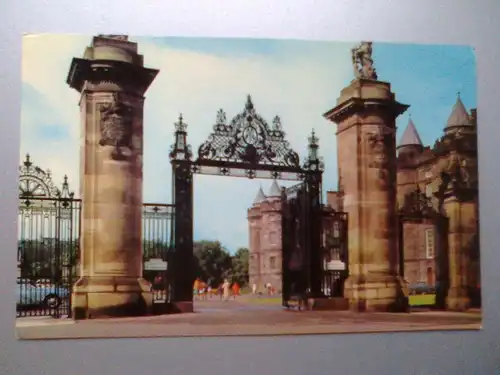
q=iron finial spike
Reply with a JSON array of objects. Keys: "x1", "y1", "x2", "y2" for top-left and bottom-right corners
[{"x1": 245, "y1": 94, "x2": 254, "y2": 110}]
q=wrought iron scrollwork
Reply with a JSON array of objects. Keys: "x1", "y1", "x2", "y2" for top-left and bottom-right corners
[
  {"x1": 436, "y1": 154, "x2": 477, "y2": 203},
  {"x1": 197, "y1": 95, "x2": 301, "y2": 169},
  {"x1": 19, "y1": 154, "x2": 61, "y2": 198}
]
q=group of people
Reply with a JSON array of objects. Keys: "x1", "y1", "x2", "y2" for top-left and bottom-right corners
[
  {"x1": 251, "y1": 282, "x2": 276, "y2": 296},
  {"x1": 193, "y1": 278, "x2": 241, "y2": 301}
]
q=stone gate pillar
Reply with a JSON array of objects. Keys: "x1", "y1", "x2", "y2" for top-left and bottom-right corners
[
  {"x1": 443, "y1": 197, "x2": 475, "y2": 310},
  {"x1": 441, "y1": 160, "x2": 477, "y2": 311},
  {"x1": 67, "y1": 35, "x2": 159, "y2": 319},
  {"x1": 323, "y1": 61, "x2": 409, "y2": 311}
]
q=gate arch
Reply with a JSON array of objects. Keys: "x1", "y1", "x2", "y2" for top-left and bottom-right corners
[{"x1": 168, "y1": 95, "x2": 330, "y2": 307}]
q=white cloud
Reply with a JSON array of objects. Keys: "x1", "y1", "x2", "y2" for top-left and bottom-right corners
[{"x1": 20, "y1": 34, "x2": 352, "y2": 252}]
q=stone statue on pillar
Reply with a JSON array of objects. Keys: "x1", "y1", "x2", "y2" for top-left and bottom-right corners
[
  {"x1": 323, "y1": 41, "x2": 409, "y2": 312},
  {"x1": 351, "y1": 41, "x2": 378, "y2": 80}
]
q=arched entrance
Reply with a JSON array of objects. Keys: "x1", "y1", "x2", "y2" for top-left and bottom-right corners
[
  {"x1": 168, "y1": 95, "x2": 346, "y2": 310},
  {"x1": 397, "y1": 186, "x2": 449, "y2": 309}
]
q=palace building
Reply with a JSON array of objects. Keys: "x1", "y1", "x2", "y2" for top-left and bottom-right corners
[{"x1": 247, "y1": 94, "x2": 480, "y2": 304}]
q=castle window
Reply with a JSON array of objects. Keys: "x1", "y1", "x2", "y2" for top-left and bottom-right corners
[
  {"x1": 270, "y1": 256, "x2": 276, "y2": 269},
  {"x1": 269, "y1": 232, "x2": 278, "y2": 245},
  {"x1": 425, "y1": 228, "x2": 435, "y2": 259}
]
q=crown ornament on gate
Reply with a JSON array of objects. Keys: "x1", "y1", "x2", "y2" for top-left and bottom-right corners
[
  {"x1": 196, "y1": 95, "x2": 302, "y2": 169},
  {"x1": 170, "y1": 113, "x2": 193, "y2": 161}
]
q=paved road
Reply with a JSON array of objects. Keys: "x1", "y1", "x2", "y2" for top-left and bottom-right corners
[{"x1": 16, "y1": 297, "x2": 482, "y2": 340}]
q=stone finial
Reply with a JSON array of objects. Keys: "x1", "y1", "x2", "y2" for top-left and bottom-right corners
[{"x1": 398, "y1": 117, "x2": 423, "y2": 148}]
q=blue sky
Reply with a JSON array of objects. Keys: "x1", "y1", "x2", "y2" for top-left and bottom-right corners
[{"x1": 21, "y1": 35, "x2": 476, "y2": 253}]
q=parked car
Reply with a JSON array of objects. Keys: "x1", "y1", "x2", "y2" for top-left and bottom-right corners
[
  {"x1": 35, "y1": 278, "x2": 53, "y2": 287},
  {"x1": 408, "y1": 282, "x2": 435, "y2": 295},
  {"x1": 16, "y1": 279, "x2": 70, "y2": 308}
]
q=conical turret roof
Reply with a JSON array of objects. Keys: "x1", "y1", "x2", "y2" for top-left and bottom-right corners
[
  {"x1": 268, "y1": 180, "x2": 282, "y2": 197},
  {"x1": 398, "y1": 117, "x2": 423, "y2": 147},
  {"x1": 446, "y1": 95, "x2": 472, "y2": 129},
  {"x1": 253, "y1": 187, "x2": 266, "y2": 204}
]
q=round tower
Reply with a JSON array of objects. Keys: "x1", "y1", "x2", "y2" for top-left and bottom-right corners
[
  {"x1": 397, "y1": 116, "x2": 424, "y2": 160},
  {"x1": 247, "y1": 186, "x2": 265, "y2": 289},
  {"x1": 444, "y1": 93, "x2": 475, "y2": 136},
  {"x1": 259, "y1": 180, "x2": 283, "y2": 291}
]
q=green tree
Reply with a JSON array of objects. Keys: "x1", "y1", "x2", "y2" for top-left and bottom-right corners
[
  {"x1": 142, "y1": 239, "x2": 170, "y2": 260},
  {"x1": 193, "y1": 240, "x2": 232, "y2": 287},
  {"x1": 231, "y1": 247, "x2": 249, "y2": 287}
]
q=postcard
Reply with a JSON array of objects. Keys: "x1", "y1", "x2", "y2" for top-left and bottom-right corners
[{"x1": 16, "y1": 34, "x2": 480, "y2": 340}]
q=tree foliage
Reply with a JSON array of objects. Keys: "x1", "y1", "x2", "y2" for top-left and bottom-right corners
[
  {"x1": 231, "y1": 247, "x2": 249, "y2": 286},
  {"x1": 191, "y1": 241, "x2": 250, "y2": 287},
  {"x1": 193, "y1": 240, "x2": 233, "y2": 287}
]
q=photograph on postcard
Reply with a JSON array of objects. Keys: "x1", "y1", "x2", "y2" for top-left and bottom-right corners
[{"x1": 15, "y1": 34, "x2": 481, "y2": 340}]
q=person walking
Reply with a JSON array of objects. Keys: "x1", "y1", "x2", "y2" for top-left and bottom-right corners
[
  {"x1": 232, "y1": 282, "x2": 240, "y2": 300},
  {"x1": 222, "y1": 279, "x2": 231, "y2": 302},
  {"x1": 251, "y1": 283, "x2": 257, "y2": 295},
  {"x1": 193, "y1": 278, "x2": 200, "y2": 300}
]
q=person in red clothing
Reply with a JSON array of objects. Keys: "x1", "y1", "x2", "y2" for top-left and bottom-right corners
[{"x1": 231, "y1": 282, "x2": 240, "y2": 300}]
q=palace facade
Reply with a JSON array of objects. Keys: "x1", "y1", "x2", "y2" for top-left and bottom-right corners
[{"x1": 248, "y1": 95, "x2": 479, "y2": 301}]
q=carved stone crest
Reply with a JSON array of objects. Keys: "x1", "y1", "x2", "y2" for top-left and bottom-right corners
[
  {"x1": 351, "y1": 41, "x2": 378, "y2": 80},
  {"x1": 99, "y1": 93, "x2": 135, "y2": 160},
  {"x1": 399, "y1": 186, "x2": 438, "y2": 218},
  {"x1": 366, "y1": 127, "x2": 394, "y2": 182}
]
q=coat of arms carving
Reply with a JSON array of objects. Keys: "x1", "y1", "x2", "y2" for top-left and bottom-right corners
[{"x1": 99, "y1": 94, "x2": 135, "y2": 160}]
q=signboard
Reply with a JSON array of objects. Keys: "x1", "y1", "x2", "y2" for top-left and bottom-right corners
[
  {"x1": 144, "y1": 258, "x2": 168, "y2": 271},
  {"x1": 326, "y1": 260, "x2": 346, "y2": 271}
]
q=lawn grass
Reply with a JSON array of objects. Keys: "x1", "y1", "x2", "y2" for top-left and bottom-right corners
[
  {"x1": 243, "y1": 294, "x2": 436, "y2": 307},
  {"x1": 409, "y1": 294, "x2": 435, "y2": 306},
  {"x1": 243, "y1": 296, "x2": 282, "y2": 305}
]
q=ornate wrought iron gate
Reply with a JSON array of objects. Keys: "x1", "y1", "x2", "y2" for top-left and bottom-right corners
[
  {"x1": 17, "y1": 155, "x2": 80, "y2": 317},
  {"x1": 322, "y1": 206, "x2": 349, "y2": 298},
  {"x1": 142, "y1": 204, "x2": 175, "y2": 306},
  {"x1": 169, "y1": 95, "x2": 324, "y2": 304},
  {"x1": 17, "y1": 154, "x2": 175, "y2": 317},
  {"x1": 281, "y1": 183, "x2": 348, "y2": 306},
  {"x1": 281, "y1": 184, "x2": 308, "y2": 305}
]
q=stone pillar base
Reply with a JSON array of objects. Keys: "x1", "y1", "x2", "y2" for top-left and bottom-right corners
[
  {"x1": 344, "y1": 275, "x2": 409, "y2": 313},
  {"x1": 446, "y1": 287, "x2": 471, "y2": 311},
  {"x1": 71, "y1": 276, "x2": 153, "y2": 320},
  {"x1": 307, "y1": 297, "x2": 349, "y2": 311},
  {"x1": 170, "y1": 301, "x2": 194, "y2": 313}
]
